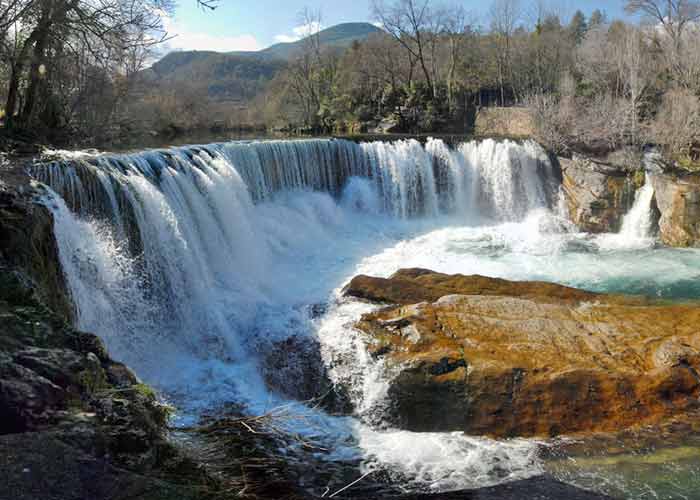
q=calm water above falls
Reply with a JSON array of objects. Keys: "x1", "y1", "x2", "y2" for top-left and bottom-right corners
[{"x1": 33, "y1": 138, "x2": 700, "y2": 497}]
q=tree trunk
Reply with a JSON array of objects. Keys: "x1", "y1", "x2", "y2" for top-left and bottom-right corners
[
  {"x1": 21, "y1": 19, "x2": 51, "y2": 128},
  {"x1": 5, "y1": 30, "x2": 39, "y2": 129}
]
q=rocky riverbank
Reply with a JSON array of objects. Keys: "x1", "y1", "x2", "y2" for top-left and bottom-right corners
[
  {"x1": 559, "y1": 155, "x2": 644, "y2": 233},
  {"x1": 557, "y1": 151, "x2": 700, "y2": 247},
  {"x1": 0, "y1": 180, "x2": 226, "y2": 499},
  {"x1": 344, "y1": 269, "x2": 700, "y2": 438},
  {"x1": 650, "y1": 170, "x2": 700, "y2": 247}
]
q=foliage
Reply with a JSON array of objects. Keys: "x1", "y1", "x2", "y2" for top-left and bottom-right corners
[
  {"x1": 0, "y1": 0, "x2": 173, "y2": 142},
  {"x1": 1, "y1": 0, "x2": 700, "y2": 163}
]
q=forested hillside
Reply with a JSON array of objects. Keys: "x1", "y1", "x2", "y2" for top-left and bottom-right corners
[
  {"x1": 125, "y1": 23, "x2": 382, "y2": 135},
  {"x1": 256, "y1": 0, "x2": 700, "y2": 170},
  {"x1": 0, "y1": 0, "x2": 699, "y2": 170}
]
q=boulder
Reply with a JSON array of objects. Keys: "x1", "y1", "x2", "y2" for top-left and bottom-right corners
[
  {"x1": 650, "y1": 171, "x2": 700, "y2": 247},
  {"x1": 559, "y1": 156, "x2": 641, "y2": 233},
  {"x1": 261, "y1": 334, "x2": 352, "y2": 413},
  {"x1": 343, "y1": 268, "x2": 609, "y2": 305},
  {"x1": 346, "y1": 269, "x2": 700, "y2": 438}
]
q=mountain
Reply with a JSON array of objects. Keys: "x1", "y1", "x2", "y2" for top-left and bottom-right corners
[
  {"x1": 142, "y1": 22, "x2": 383, "y2": 106},
  {"x1": 148, "y1": 52, "x2": 284, "y2": 102},
  {"x1": 246, "y1": 22, "x2": 383, "y2": 61}
]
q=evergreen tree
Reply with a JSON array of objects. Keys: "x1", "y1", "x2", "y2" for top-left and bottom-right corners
[
  {"x1": 589, "y1": 9, "x2": 606, "y2": 29},
  {"x1": 568, "y1": 10, "x2": 588, "y2": 44}
]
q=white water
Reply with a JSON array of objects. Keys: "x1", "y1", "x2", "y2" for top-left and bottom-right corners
[
  {"x1": 596, "y1": 173, "x2": 656, "y2": 251},
  {"x1": 620, "y1": 173, "x2": 655, "y2": 240},
  {"x1": 33, "y1": 138, "x2": 700, "y2": 494}
]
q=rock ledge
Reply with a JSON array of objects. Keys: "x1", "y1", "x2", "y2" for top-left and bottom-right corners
[{"x1": 346, "y1": 269, "x2": 700, "y2": 437}]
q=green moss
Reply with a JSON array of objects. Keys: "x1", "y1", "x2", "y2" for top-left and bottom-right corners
[
  {"x1": 133, "y1": 383, "x2": 157, "y2": 400},
  {"x1": 77, "y1": 363, "x2": 109, "y2": 396},
  {"x1": 676, "y1": 155, "x2": 700, "y2": 172},
  {"x1": 132, "y1": 384, "x2": 174, "y2": 427}
]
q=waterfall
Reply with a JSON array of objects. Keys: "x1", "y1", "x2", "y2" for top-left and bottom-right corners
[
  {"x1": 595, "y1": 172, "x2": 656, "y2": 251},
  {"x1": 33, "y1": 138, "x2": 557, "y2": 225},
  {"x1": 29, "y1": 136, "x2": 564, "y2": 491},
  {"x1": 32, "y1": 137, "x2": 559, "y2": 406},
  {"x1": 619, "y1": 173, "x2": 655, "y2": 241}
]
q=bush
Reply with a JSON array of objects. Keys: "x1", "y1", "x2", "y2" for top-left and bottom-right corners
[{"x1": 651, "y1": 89, "x2": 700, "y2": 167}]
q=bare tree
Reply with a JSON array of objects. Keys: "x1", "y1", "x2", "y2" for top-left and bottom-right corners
[
  {"x1": 443, "y1": 6, "x2": 466, "y2": 110},
  {"x1": 626, "y1": 0, "x2": 700, "y2": 44},
  {"x1": 490, "y1": 0, "x2": 521, "y2": 105},
  {"x1": 196, "y1": 0, "x2": 218, "y2": 8},
  {"x1": 651, "y1": 88, "x2": 700, "y2": 162},
  {"x1": 372, "y1": 0, "x2": 438, "y2": 98},
  {"x1": 3, "y1": 0, "x2": 173, "y2": 130},
  {"x1": 625, "y1": 0, "x2": 700, "y2": 86}
]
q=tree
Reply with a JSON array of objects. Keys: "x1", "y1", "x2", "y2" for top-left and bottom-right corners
[
  {"x1": 651, "y1": 88, "x2": 700, "y2": 163},
  {"x1": 626, "y1": 0, "x2": 700, "y2": 44},
  {"x1": 589, "y1": 9, "x2": 606, "y2": 28},
  {"x1": 372, "y1": 0, "x2": 439, "y2": 98},
  {"x1": 568, "y1": 10, "x2": 587, "y2": 44},
  {"x1": 443, "y1": 6, "x2": 467, "y2": 111},
  {"x1": 3, "y1": 0, "x2": 172, "y2": 132},
  {"x1": 490, "y1": 0, "x2": 521, "y2": 105},
  {"x1": 625, "y1": 0, "x2": 700, "y2": 86}
]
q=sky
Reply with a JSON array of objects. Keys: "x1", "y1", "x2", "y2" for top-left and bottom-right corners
[{"x1": 162, "y1": 1, "x2": 630, "y2": 53}]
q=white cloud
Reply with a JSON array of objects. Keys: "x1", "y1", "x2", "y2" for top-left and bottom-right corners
[
  {"x1": 274, "y1": 21, "x2": 323, "y2": 44},
  {"x1": 273, "y1": 34, "x2": 299, "y2": 43},
  {"x1": 161, "y1": 14, "x2": 260, "y2": 53}
]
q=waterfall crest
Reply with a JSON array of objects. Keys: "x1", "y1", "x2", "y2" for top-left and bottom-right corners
[{"x1": 34, "y1": 138, "x2": 557, "y2": 224}]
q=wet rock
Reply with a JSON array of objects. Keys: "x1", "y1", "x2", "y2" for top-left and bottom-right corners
[
  {"x1": 559, "y1": 155, "x2": 643, "y2": 233},
  {"x1": 347, "y1": 269, "x2": 700, "y2": 438},
  {"x1": 344, "y1": 268, "x2": 610, "y2": 306},
  {"x1": 0, "y1": 431, "x2": 208, "y2": 500},
  {"x1": 0, "y1": 184, "x2": 74, "y2": 322},
  {"x1": 382, "y1": 475, "x2": 612, "y2": 499},
  {"x1": 0, "y1": 263, "x2": 218, "y2": 497},
  {"x1": 0, "y1": 357, "x2": 65, "y2": 434},
  {"x1": 650, "y1": 171, "x2": 700, "y2": 247},
  {"x1": 262, "y1": 334, "x2": 353, "y2": 414},
  {"x1": 13, "y1": 348, "x2": 85, "y2": 389},
  {"x1": 106, "y1": 362, "x2": 140, "y2": 388}
]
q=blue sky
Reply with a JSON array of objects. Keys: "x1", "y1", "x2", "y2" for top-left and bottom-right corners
[{"x1": 162, "y1": 1, "x2": 629, "y2": 53}]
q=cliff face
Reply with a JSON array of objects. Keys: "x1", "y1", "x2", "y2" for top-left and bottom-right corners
[
  {"x1": 0, "y1": 180, "x2": 73, "y2": 322},
  {"x1": 650, "y1": 171, "x2": 700, "y2": 247},
  {"x1": 345, "y1": 269, "x2": 700, "y2": 438},
  {"x1": 559, "y1": 156, "x2": 642, "y2": 233}
]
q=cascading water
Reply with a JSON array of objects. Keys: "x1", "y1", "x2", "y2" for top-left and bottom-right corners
[
  {"x1": 619, "y1": 173, "x2": 655, "y2": 241},
  {"x1": 596, "y1": 172, "x2": 656, "y2": 251},
  {"x1": 32, "y1": 137, "x2": 700, "y2": 496},
  {"x1": 34, "y1": 137, "x2": 557, "y2": 398}
]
